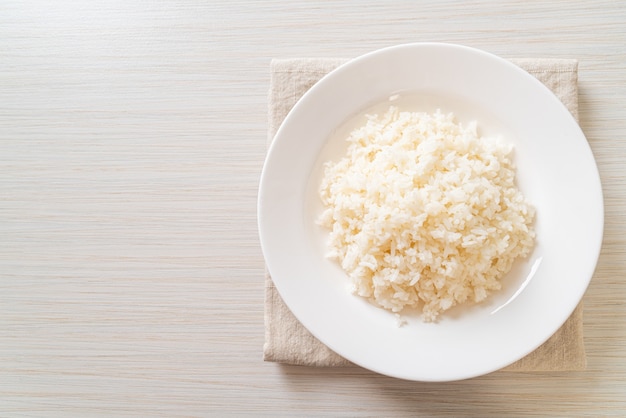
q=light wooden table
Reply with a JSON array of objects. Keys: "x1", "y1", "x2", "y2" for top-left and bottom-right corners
[{"x1": 1, "y1": 1, "x2": 625, "y2": 416}]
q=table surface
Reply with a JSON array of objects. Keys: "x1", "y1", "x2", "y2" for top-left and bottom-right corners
[{"x1": 2, "y1": 1, "x2": 625, "y2": 416}]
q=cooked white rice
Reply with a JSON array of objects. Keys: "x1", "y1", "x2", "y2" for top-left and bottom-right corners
[{"x1": 318, "y1": 107, "x2": 535, "y2": 321}]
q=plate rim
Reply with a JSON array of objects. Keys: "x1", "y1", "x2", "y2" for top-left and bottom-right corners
[{"x1": 258, "y1": 42, "x2": 604, "y2": 381}]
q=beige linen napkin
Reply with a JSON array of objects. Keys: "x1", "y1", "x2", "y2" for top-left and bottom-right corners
[{"x1": 264, "y1": 57, "x2": 586, "y2": 371}]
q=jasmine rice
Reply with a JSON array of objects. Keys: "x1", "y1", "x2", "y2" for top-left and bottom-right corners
[{"x1": 318, "y1": 107, "x2": 535, "y2": 321}]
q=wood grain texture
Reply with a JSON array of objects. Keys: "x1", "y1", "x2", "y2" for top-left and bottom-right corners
[{"x1": 0, "y1": 0, "x2": 625, "y2": 416}]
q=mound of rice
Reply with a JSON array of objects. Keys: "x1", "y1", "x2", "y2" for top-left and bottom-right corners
[{"x1": 319, "y1": 107, "x2": 535, "y2": 321}]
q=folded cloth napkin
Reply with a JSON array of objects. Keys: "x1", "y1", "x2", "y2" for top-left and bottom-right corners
[{"x1": 264, "y1": 57, "x2": 586, "y2": 371}]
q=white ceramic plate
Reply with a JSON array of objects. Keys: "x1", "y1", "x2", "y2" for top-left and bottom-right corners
[{"x1": 258, "y1": 43, "x2": 603, "y2": 381}]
